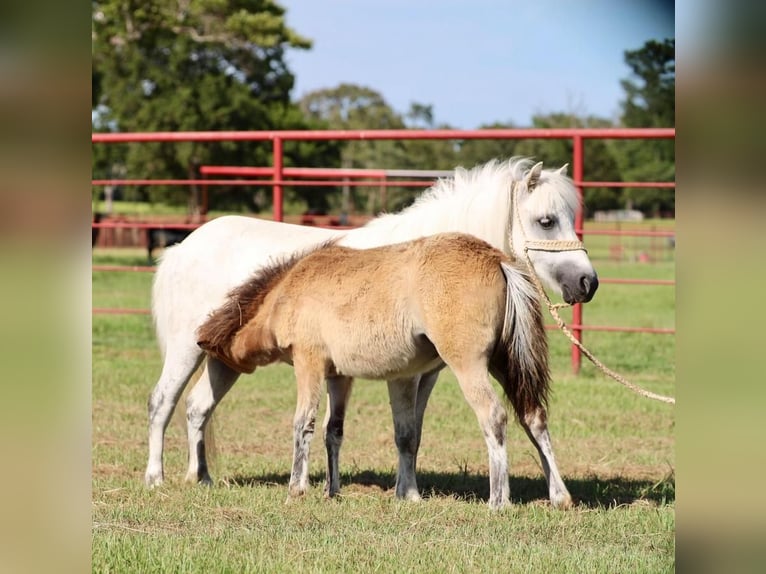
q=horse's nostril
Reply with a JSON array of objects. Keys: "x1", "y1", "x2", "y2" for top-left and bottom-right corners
[{"x1": 579, "y1": 274, "x2": 599, "y2": 299}]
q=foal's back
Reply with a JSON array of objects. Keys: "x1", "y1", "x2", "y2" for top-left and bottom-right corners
[{"x1": 244, "y1": 233, "x2": 508, "y2": 377}]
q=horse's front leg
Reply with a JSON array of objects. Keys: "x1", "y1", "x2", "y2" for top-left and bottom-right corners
[
  {"x1": 520, "y1": 406, "x2": 573, "y2": 509},
  {"x1": 184, "y1": 357, "x2": 240, "y2": 484},
  {"x1": 288, "y1": 353, "x2": 325, "y2": 499},
  {"x1": 412, "y1": 367, "x2": 442, "y2": 467},
  {"x1": 323, "y1": 375, "x2": 354, "y2": 498},
  {"x1": 387, "y1": 377, "x2": 421, "y2": 501}
]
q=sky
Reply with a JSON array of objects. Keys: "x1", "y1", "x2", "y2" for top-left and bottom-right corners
[{"x1": 279, "y1": 0, "x2": 675, "y2": 129}]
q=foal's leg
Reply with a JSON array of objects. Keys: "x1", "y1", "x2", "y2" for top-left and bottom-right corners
[
  {"x1": 288, "y1": 354, "x2": 325, "y2": 499},
  {"x1": 184, "y1": 357, "x2": 240, "y2": 484},
  {"x1": 451, "y1": 365, "x2": 510, "y2": 510},
  {"x1": 387, "y1": 377, "x2": 422, "y2": 501},
  {"x1": 412, "y1": 368, "x2": 441, "y2": 466},
  {"x1": 145, "y1": 343, "x2": 204, "y2": 487},
  {"x1": 323, "y1": 375, "x2": 353, "y2": 498},
  {"x1": 519, "y1": 406, "x2": 573, "y2": 509}
]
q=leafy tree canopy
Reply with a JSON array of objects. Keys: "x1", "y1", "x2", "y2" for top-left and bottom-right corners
[
  {"x1": 618, "y1": 38, "x2": 675, "y2": 215},
  {"x1": 621, "y1": 38, "x2": 675, "y2": 128},
  {"x1": 92, "y1": 0, "x2": 340, "y2": 214},
  {"x1": 298, "y1": 84, "x2": 459, "y2": 213}
]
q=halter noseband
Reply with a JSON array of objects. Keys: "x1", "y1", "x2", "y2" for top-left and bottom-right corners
[{"x1": 509, "y1": 181, "x2": 587, "y2": 255}]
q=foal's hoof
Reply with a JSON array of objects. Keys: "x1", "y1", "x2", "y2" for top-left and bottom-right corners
[
  {"x1": 551, "y1": 493, "x2": 574, "y2": 510},
  {"x1": 184, "y1": 472, "x2": 213, "y2": 486},
  {"x1": 323, "y1": 485, "x2": 341, "y2": 500}
]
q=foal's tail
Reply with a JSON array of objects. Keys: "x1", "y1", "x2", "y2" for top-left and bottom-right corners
[{"x1": 492, "y1": 262, "x2": 551, "y2": 420}]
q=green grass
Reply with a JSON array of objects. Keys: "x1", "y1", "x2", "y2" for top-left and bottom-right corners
[
  {"x1": 583, "y1": 219, "x2": 675, "y2": 264},
  {"x1": 92, "y1": 241, "x2": 675, "y2": 573}
]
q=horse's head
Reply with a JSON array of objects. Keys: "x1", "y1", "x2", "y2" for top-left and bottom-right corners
[{"x1": 509, "y1": 161, "x2": 598, "y2": 304}]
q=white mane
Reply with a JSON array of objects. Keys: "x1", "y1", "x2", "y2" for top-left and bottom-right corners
[{"x1": 342, "y1": 157, "x2": 578, "y2": 252}]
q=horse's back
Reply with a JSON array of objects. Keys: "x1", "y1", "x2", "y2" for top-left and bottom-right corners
[{"x1": 152, "y1": 216, "x2": 342, "y2": 356}]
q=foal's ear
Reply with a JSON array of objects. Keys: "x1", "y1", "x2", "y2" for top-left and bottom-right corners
[
  {"x1": 525, "y1": 161, "x2": 544, "y2": 191},
  {"x1": 557, "y1": 163, "x2": 569, "y2": 176}
]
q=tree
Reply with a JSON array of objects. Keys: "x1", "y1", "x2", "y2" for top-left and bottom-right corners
[
  {"x1": 299, "y1": 84, "x2": 407, "y2": 167},
  {"x1": 405, "y1": 103, "x2": 434, "y2": 129},
  {"x1": 400, "y1": 101, "x2": 459, "y2": 171},
  {"x1": 621, "y1": 39, "x2": 675, "y2": 128},
  {"x1": 299, "y1": 86, "x2": 466, "y2": 214},
  {"x1": 92, "y1": 0, "x2": 340, "y2": 214},
  {"x1": 618, "y1": 38, "x2": 675, "y2": 216},
  {"x1": 456, "y1": 122, "x2": 521, "y2": 170},
  {"x1": 299, "y1": 84, "x2": 409, "y2": 214}
]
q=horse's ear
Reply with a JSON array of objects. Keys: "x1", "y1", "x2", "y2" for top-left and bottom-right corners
[
  {"x1": 525, "y1": 161, "x2": 544, "y2": 191},
  {"x1": 557, "y1": 163, "x2": 569, "y2": 176}
]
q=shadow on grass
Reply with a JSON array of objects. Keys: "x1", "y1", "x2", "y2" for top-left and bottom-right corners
[{"x1": 226, "y1": 469, "x2": 675, "y2": 507}]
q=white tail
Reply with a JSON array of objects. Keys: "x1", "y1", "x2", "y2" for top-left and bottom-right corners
[{"x1": 499, "y1": 262, "x2": 542, "y2": 375}]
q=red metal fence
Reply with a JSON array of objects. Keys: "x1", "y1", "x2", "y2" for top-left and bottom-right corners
[{"x1": 92, "y1": 128, "x2": 675, "y2": 373}]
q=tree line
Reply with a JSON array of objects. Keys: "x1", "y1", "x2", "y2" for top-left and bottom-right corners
[{"x1": 92, "y1": 1, "x2": 674, "y2": 218}]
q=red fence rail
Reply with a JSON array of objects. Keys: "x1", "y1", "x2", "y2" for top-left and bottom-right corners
[{"x1": 92, "y1": 128, "x2": 675, "y2": 373}]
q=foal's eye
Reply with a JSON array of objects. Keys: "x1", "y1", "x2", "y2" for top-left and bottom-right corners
[{"x1": 538, "y1": 217, "x2": 556, "y2": 230}]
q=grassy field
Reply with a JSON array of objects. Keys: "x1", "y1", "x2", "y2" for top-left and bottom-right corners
[{"x1": 92, "y1": 233, "x2": 675, "y2": 573}]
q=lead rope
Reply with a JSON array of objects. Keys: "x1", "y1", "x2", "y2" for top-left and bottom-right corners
[{"x1": 511, "y1": 182, "x2": 675, "y2": 405}]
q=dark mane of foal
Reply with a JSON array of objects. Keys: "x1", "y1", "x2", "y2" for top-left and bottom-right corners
[{"x1": 196, "y1": 239, "x2": 340, "y2": 354}]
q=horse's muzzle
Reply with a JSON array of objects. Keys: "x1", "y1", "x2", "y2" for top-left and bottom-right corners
[{"x1": 561, "y1": 271, "x2": 599, "y2": 304}]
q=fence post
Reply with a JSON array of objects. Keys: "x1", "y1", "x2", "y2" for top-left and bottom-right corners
[
  {"x1": 201, "y1": 172, "x2": 208, "y2": 221},
  {"x1": 571, "y1": 135, "x2": 584, "y2": 374},
  {"x1": 273, "y1": 137, "x2": 284, "y2": 222}
]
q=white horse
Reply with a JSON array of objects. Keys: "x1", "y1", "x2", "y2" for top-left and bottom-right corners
[{"x1": 145, "y1": 157, "x2": 599, "y2": 499}]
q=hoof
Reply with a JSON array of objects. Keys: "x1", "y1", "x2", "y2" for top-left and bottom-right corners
[
  {"x1": 551, "y1": 493, "x2": 574, "y2": 510},
  {"x1": 287, "y1": 485, "x2": 307, "y2": 499},
  {"x1": 285, "y1": 492, "x2": 305, "y2": 505},
  {"x1": 394, "y1": 483, "x2": 422, "y2": 502},
  {"x1": 488, "y1": 497, "x2": 511, "y2": 511},
  {"x1": 323, "y1": 485, "x2": 340, "y2": 499},
  {"x1": 184, "y1": 472, "x2": 213, "y2": 486},
  {"x1": 145, "y1": 471, "x2": 164, "y2": 488}
]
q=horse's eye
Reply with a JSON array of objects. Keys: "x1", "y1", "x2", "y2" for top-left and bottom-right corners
[{"x1": 538, "y1": 217, "x2": 556, "y2": 230}]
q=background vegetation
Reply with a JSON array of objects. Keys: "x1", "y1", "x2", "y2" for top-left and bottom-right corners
[{"x1": 92, "y1": 1, "x2": 674, "y2": 218}]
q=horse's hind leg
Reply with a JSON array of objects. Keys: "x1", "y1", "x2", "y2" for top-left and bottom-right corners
[
  {"x1": 387, "y1": 377, "x2": 422, "y2": 501},
  {"x1": 184, "y1": 357, "x2": 240, "y2": 484},
  {"x1": 519, "y1": 407, "x2": 573, "y2": 509},
  {"x1": 288, "y1": 354, "x2": 325, "y2": 499},
  {"x1": 323, "y1": 375, "x2": 353, "y2": 498},
  {"x1": 145, "y1": 345, "x2": 204, "y2": 487}
]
